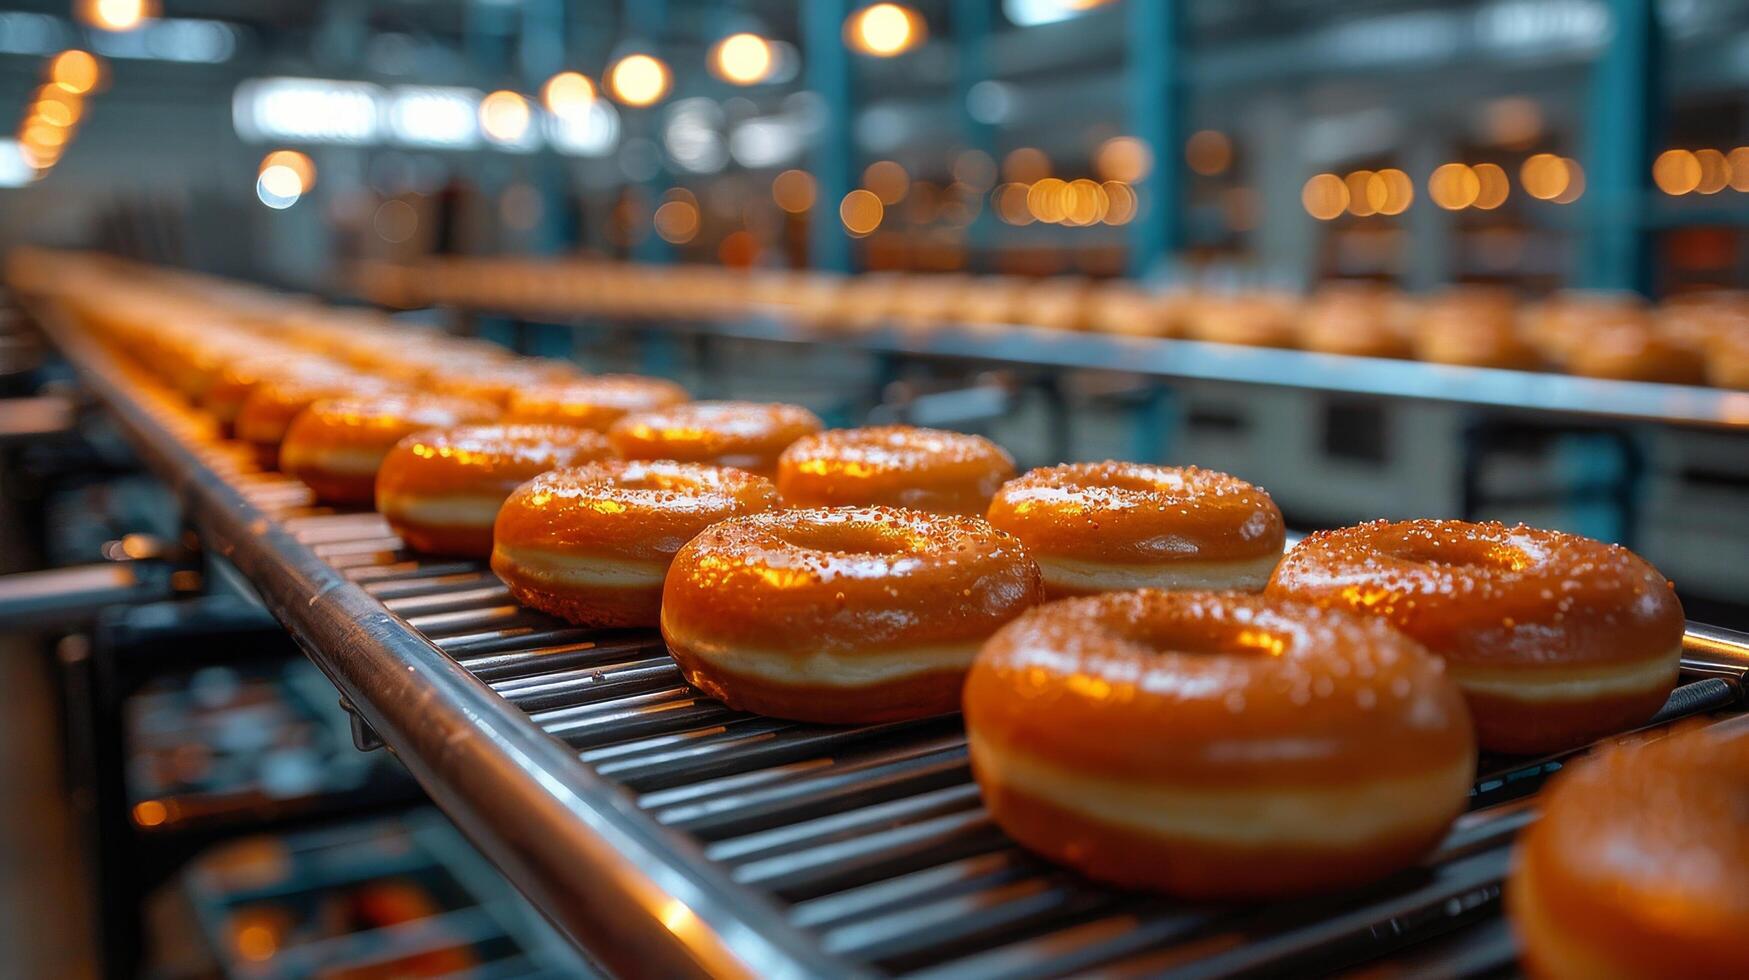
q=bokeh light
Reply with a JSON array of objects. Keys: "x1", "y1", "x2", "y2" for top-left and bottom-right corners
[
  {"x1": 847, "y1": 4, "x2": 925, "y2": 57},
  {"x1": 653, "y1": 197, "x2": 700, "y2": 244},
  {"x1": 1730, "y1": 148, "x2": 1749, "y2": 193},
  {"x1": 952, "y1": 149, "x2": 996, "y2": 191},
  {"x1": 260, "y1": 150, "x2": 315, "y2": 189},
  {"x1": 1301, "y1": 173, "x2": 1348, "y2": 220},
  {"x1": 1002, "y1": 146, "x2": 1050, "y2": 183},
  {"x1": 1428, "y1": 163, "x2": 1480, "y2": 210},
  {"x1": 862, "y1": 160, "x2": 910, "y2": 204},
  {"x1": 1472, "y1": 163, "x2": 1509, "y2": 209},
  {"x1": 1027, "y1": 177, "x2": 1068, "y2": 223},
  {"x1": 1344, "y1": 171, "x2": 1385, "y2": 217},
  {"x1": 772, "y1": 169, "x2": 817, "y2": 213},
  {"x1": 81, "y1": 0, "x2": 153, "y2": 32},
  {"x1": 1694, "y1": 149, "x2": 1729, "y2": 195},
  {"x1": 542, "y1": 72, "x2": 596, "y2": 121},
  {"x1": 1520, "y1": 153, "x2": 1570, "y2": 201},
  {"x1": 609, "y1": 54, "x2": 672, "y2": 107},
  {"x1": 1552, "y1": 159, "x2": 1584, "y2": 204},
  {"x1": 1653, "y1": 149, "x2": 1701, "y2": 196},
  {"x1": 1377, "y1": 168, "x2": 1414, "y2": 215},
  {"x1": 712, "y1": 33, "x2": 775, "y2": 85},
  {"x1": 839, "y1": 188, "x2": 884, "y2": 235},
  {"x1": 1095, "y1": 136, "x2": 1153, "y2": 183},
  {"x1": 1101, "y1": 180, "x2": 1137, "y2": 225},
  {"x1": 374, "y1": 199, "x2": 419, "y2": 242},
  {"x1": 994, "y1": 183, "x2": 1034, "y2": 225},
  {"x1": 50, "y1": 51, "x2": 103, "y2": 94},
  {"x1": 1184, "y1": 130, "x2": 1232, "y2": 176},
  {"x1": 478, "y1": 90, "x2": 531, "y2": 143}
]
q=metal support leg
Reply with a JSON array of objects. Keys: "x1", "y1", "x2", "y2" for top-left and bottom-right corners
[
  {"x1": 1129, "y1": 382, "x2": 1179, "y2": 463},
  {"x1": 804, "y1": 0, "x2": 856, "y2": 273},
  {"x1": 1580, "y1": 0, "x2": 1659, "y2": 292},
  {"x1": 1127, "y1": 0, "x2": 1185, "y2": 278}
]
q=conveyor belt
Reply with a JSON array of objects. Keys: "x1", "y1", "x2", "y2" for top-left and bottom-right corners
[{"x1": 32, "y1": 301, "x2": 1749, "y2": 979}]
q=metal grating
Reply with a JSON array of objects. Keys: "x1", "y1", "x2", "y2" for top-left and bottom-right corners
[{"x1": 37, "y1": 305, "x2": 1749, "y2": 979}]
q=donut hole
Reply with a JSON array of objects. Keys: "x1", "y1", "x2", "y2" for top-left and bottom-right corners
[
  {"x1": 769, "y1": 519, "x2": 923, "y2": 557},
  {"x1": 1127, "y1": 620, "x2": 1294, "y2": 659},
  {"x1": 1385, "y1": 535, "x2": 1530, "y2": 572}
]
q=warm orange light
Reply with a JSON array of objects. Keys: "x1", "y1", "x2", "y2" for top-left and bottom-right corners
[
  {"x1": 953, "y1": 149, "x2": 996, "y2": 191},
  {"x1": 1552, "y1": 158, "x2": 1584, "y2": 204},
  {"x1": 1653, "y1": 149, "x2": 1701, "y2": 196},
  {"x1": 1027, "y1": 177, "x2": 1068, "y2": 223},
  {"x1": 1344, "y1": 170, "x2": 1385, "y2": 217},
  {"x1": 31, "y1": 99, "x2": 76, "y2": 129},
  {"x1": 260, "y1": 149, "x2": 315, "y2": 189},
  {"x1": 1472, "y1": 163, "x2": 1509, "y2": 209},
  {"x1": 1730, "y1": 148, "x2": 1749, "y2": 193},
  {"x1": 1184, "y1": 129, "x2": 1232, "y2": 176},
  {"x1": 840, "y1": 188, "x2": 884, "y2": 235},
  {"x1": 1301, "y1": 173, "x2": 1348, "y2": 220},
  {"x1": 133, "y1": 800, "x2": 168, "y2": 827},
  {"x1": 994, "y1": 182, "x2": 1034, "y2": 225},
  {"x1": 1428, "y1": 163, "x2": 1480, "y2": 210},
  {"x1": 1694, "y1": 148, "x2": 1729, "y2": 195},
  {"x1": 21, "y1": 121, "x2": 68, "y2": 149},
  {"x1": 1002, "y1": 146, "x2": 1050, "y2": 184},
  {"x1": 542, "y1": 71, "x2": 595, "y2": 120},
  {"x1": 772, "y1": 169, "x2": 816, "y2": 213},
  {"x1": 847, "y1": 4, "x2": 924, "y2": 57},
  {"x1": 712, "y1": 33, "x2": 775, "y2": 85},
  {"x1": 1377, "y1": 168, "x2": 1414, "y2": 215},
  {"x1": 609, "y1": 54, "x2": 672, "y2": 107},
  {"x1": 81, "y1": 0, "x2": 153, "y2": 32},
  {"x1": 1062, "y1": 178, "x2": 1108, "y2": 225},
  {"x1": 49, "y1": 51, "x2": 103, "y2": 94},
  {"x1": 1521, "y1": 153, "x2": 1570, "y2": 201},
  {"x1": 479, "y1": 90, "x2": 531, "y2": 143},
  {"x1": 1101, "y1": 180, "x2": 1137, "y2": 224},
  {"x1": 1096, "y1": 136, "x2": 1153, "y2": 182},
  {"x1": 862, "y1": 159, "x2": 909, "y2": 204},
  {"x1": 653, "y1": 199, "x2": 700, "y2": 244}
]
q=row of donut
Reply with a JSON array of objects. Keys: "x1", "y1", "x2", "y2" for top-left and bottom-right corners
[
  {"x1": 359, "y1": 256, "x2": 1749, "y2": 389},
  {"x1": 25, "y1": 254, "x2": 1743, "y2": 978}
]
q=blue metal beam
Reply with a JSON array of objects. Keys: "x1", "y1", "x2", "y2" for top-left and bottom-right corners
[
  {"x1": 804, "y1": 0, "x2": 856, "y2": 272},
  {"x1": 1126, "y1": 0, "x2": 1185, "y2": 278},
  {"x1": 1580, "y1": 0, "x2": 1659, "y2": 293},
  {"x1": 953, "y1": 0, "x2": 997, "y2": 272}
]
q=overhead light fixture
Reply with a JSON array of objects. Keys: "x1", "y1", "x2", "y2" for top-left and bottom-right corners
[
  {"x1": 233, "y1": 78, "x2": 380, "y2": 145},
  {"x1": 608, "y1": 53, "x2": 671, "y2": 107},
  {"x1": 846, "y1": 4, "x2": 924, "y2": 57},
  {"x1": 711, "y1": 33, "x2": 774, "y2": 86},
  {"x1": 479, "y1": 89, "x2": 532, "y2": 145},
  {"x1": 80, "y1": 0, "x2": 155, "y2": 33},
  {"x1": 542, "y1": 71, "x2": 595, "y2": 120}
]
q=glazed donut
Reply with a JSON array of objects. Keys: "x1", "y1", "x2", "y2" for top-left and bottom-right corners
[
  {"x1": 608, "y1": 401, "x2": 824, "y2": 476},
  {"x1": 1411, "y1": 290, "x2": 1538, "y2": 370},
  {"x1": 202, "y1": 354, "x2": 344, "y2": 432},
  {"x1": 424, "y1": 358, "x2": 582, "y2": 407},
  {"x1": 1507, "y1": 719, "x2": 1749, "y2": 980},
  {"x1": 964, "y1": 590, "x2": 1475, "y2": 898},
  {"x1": 986, "y1": 463, "x2": 1285, "y2": 597},
  {"x1": 1267, "y1": 520, "x2": 1684, "y2": 754},
  {"x1": 1185, "y1": 295, "x2": 1300, "y2": 348},
  {"x1": 1298, "y1": 286, "x2": 1412, "y2": 358},
  {"x1": 235, "y1": 372, "x2": 398, "y2": 469},
  {"x1": 661, "y1": 506, "x2": 1044, "y2": 723},
  {"x1": 375, "y1": 424, "x2": 612, "y2": 557},
  {"x1": 1706, "y1": 323, "x2": 1749, "y2": 389},
  {"x1": 776, "y1": 425, "x2": 1015, "y2": 516},
  {"x1": 491, "y1": 461, "x2": 779, "y2": 628},
  {"x1": 505, "y1": 375, "x2": 690, "y2": 431},
  {"x1": 279, "y1": 394, "x2": 499, "y2": 506},
  {"x1": 1564, "y1": 320, "x2": 1706, "y2": 385}
]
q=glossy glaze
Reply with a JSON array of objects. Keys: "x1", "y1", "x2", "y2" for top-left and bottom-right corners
[
  {"x1": 234, "y1": 372, "x2": 398, "y2": 457},
  {"x1": 1267, "y1": 519, "x2": 1684, "y2": 752},
  {"x1": 1508, "y1": 721, "x2": 1749, "y2": 979},
  {"x1": 609, "y1": 401, "x2": 824, "y2": 475},
  {"x1": 278, "y1": 393, "x2": 499, "y2": 505},
  {"x1": 506, "y1": 375, "x2": 690, "y2": 431},
  {"x1": 425, "y1": 358, "x2": 584, "y2": 406},
  {"x1": 964, "y1": 590, "x2": 1474, "y2": 897},
  {"x1": 492, "y1": 460, "x2": 779, "y2": 628},
  {"x1": 986, "y1": 462, "x2": 1284, "y2": 565},
  {"x1": 375, "y1": 424, "x2": 613, "y2": 556},
  {"x1": 776, "y1": 425, "x2": 1015, "y2": 516},
  {"x1": 662, "y1": 506, "x2": 1045, "y2": 723}
]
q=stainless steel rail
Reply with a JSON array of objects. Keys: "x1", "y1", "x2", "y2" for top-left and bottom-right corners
[
  {"x1": 32, "y1": 304, "x2": 846, "y2": 980},
  {"x1": 588, "y1": 312, "x2": 1749, "y2": 431},
  {"x1": 31, "y1": 299, "x2": 1749, "y2": 979}
]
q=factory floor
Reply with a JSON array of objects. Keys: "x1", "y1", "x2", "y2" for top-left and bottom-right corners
[{"x1": 0, "y1": 638, "x2": 96, "y2": 980}]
